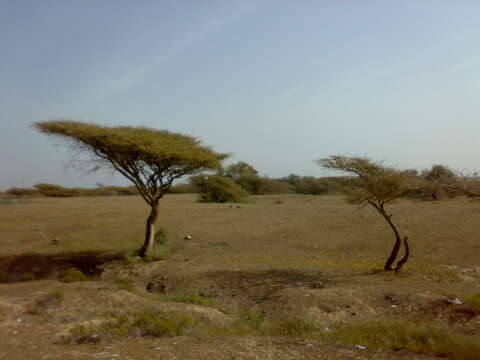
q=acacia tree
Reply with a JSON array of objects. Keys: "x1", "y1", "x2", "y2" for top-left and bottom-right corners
[
  {"x1": 35, "y1": 120, "x2": 228, "y2": 257},
  {"x1": 420, "y1": 164, "x2": 458, "y2": 200},
  {"x1": 223, "y1": 161, "x2": 258, "y2": 181},
  {"x1": 317, "y1": 155, "x2": 417, "y2": 272}
]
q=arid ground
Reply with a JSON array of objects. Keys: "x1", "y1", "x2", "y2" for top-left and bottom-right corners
[{"x1": 1, "y1": 194, "x2": 479, "y2": 359}]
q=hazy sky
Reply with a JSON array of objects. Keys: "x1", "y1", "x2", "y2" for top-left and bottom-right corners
[{"x1": 1, "y1": 0, "x2": 480, "y2": 188}]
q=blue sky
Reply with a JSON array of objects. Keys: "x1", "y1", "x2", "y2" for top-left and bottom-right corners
[{"x1": 1, "y1": 0, "x2": 479, "y2": 188}]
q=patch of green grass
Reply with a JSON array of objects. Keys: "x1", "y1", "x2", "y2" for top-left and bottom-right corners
[
  {"x1": 144, "y1": 245, "x2": 170, "y2": 262},
  {"x1": 49, "y1": 289, "x2": 65, "y2": 303},
  {"x1": 131, "y1": 310, "x2": 191, "y2": 337},
  {"x1": 264, "y1": 317, "x2": 318, "y2": 337},
  {"x1": 21, "y1": 272, "x2": 36, "y2": 281},
  {"x1": 154, "y1": 228, "x2": 168, "y2": 245},
  {"x1": 68, "y1": 309, "x2": 193, "y2": 344},
  {"x1": 467, "y1": 292, "x2": 480, "y2": 307},
  {"x1": 158, "y1": 292, "x2": 215, "y2": 307},
  {"x1": 322, "y1": 319, "x2": 480, "y2": 360},
  {"x1": 61, "y1": 267, "x2": 88, "y2": 282},
  {"x1": 114, "y1": 280, "x2": 135, "y2": 292}
]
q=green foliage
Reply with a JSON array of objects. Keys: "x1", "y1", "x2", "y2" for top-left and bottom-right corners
[
  {"x1": 278, "y1": 174, "x2": 356, "y2": 195},
  {"x1": 61, "y1": 268, "x2": 88, "y2": 282},
  {"x1": 318, "y1": 156, "x2": 417, "y2": 205},
  {"x1": 154, "y1": 228, "x2": 168, "y2": 245},
  {"x1": 266, "y1": 317, "x2": 318, "y2": 337},
  {"x1": 223, "y1": 161, "x2": 259, "y2": 181},
  {"x1": 292, "y1": 177, "x2": 329, "y2": 195},
  {"x1": 236, "y1": 174, "x2": 292, "y2": 195},
  {"x1": 168, "y1": 183, "x2": 198, "y2": 194},
  {"x1": 467, "y1": 292, "x2": 480, "y2": 307},
  {"x1": 131, "y1": 310, "x2": 192, "y2": 337},
  {"x1": 34, "y1": 120, "x2": 228, "y2": 180},
  {"x1": 191, "y1": 174, "x2": 249, "y2": 203},
  {"x1": 114, "y1": 281, "x2": 135, "y2": 292},
  {"x1": 69, "y1": 310, "x2": 193, "y2": 343},
  {"x1": 159, "y1": 292, "x2": 216, "y2": 307},
  {"x1": 144, "y1": 245, "x2": 170, "y2": 262},
  {"x1": 34, "y1": 183, "x2": 81, "y2": 197},
  {"x1": 21, "y1": 273, "x2": 36, "y2": 281},
  {"x1": 412, "y1": 164, "x2": 462, "y2": 200},
  {"x1": 323, "y1": 320, "x2": 480, "y2": 360},
  {"x1": 6, "y1": 187, "x2": 40, "y2": 197},
  {"x1": 6, "y1": 184, "x2": 139, "y2": 198}
]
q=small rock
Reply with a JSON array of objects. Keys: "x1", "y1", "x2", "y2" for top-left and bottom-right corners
[
  {"x1": 184, "y1": 235, "x2": 192, "y2": 240},
  {"x1": 16, "y1": 318, "x2": 22, "y2": 323},
  {"x1": 355, "y1": 345, "x2": 367, "y2": 350}
]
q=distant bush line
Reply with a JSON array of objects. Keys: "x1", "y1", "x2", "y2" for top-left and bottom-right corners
[{"x1": 3, "y1": 176, "x2": 358, "y2": 198}]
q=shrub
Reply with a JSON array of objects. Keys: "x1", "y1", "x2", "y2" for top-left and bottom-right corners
[
  {"x1": 265, "y1": 317, "x2": 318, "y2": 337},
  {"x1": 323, "y1": 320, "x2": 480, "y2": 360},
  {"x1": 168, "y1": 183, "x2": 198, "y2": 194},
  {"x1": 236, "y1": 175, "x2": 292, "y2": 195},
  {"x1": 191, "y1": 174, "x2": 249, "y2": 203},
  {"x1": 34, "y1": 183, "x2": 81, "y2": 197},
  {"x1": 131, "y1": 310, "x2": 191, "y2": 337},
  {"x1": 61, "y1": 268, "x2": 88, "y2": 282},
  {"x1": 159, "y1": 292, "x2": 215, "y2": 307},
  {"x1": 6, "y1": 187, "x2": 40, "y2": 197},
  {"x1": 69, "y1": 310, "x2": 193, "y2": 343}
]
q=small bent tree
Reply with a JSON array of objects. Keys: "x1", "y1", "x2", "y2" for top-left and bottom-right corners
[
  {"x1": 35, "y1": 120, "x2": 228, "y2": 257},
  {"x1": 317, "y1": 155, "x2": 417, "y2": 272}
]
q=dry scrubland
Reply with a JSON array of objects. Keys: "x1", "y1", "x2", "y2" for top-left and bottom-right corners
[{"x1": 1, "y1": 194, "x2": 480, "y2": 359}]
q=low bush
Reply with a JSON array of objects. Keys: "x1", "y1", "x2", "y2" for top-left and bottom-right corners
[
  {"x1": 159, "y1": 292, "x2": 215, "y2": 307},
  {"x1": 61, "y1": 268, "x2": 88, "y2": 282},
  {"x1": 191, "y1": 175, "x2": 249, "y2": 203},
  {"x1": 68, "y1": 310, "x2": 193, "y2": 343},
  {"x1": 168, "y1": 183, "x2": 198, "y2": 194},
  {"x1": 236, "y1": 175, "x2": 292, "y2": 195},
  {"x1": 323, "y1": 319, "x2": 480, "y2": 360}
]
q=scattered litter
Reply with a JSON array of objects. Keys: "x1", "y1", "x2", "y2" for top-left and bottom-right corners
[
  {"x1": 16, "y1": 318, "x2": 22, "y2": 323},
  {"x1": 391, "y1": 305, "x2": 398, "y2": 308},
  {"x1": 447, "y1": 298, "x2": 463, "y2": 305},
  {"x1": 355, "y1": 345, "x2": 367, "y2": 350},
  {"x1": 92, "y1": 353, "x2": 120, "y2": 358},
  {"x1": 184, "y1": 235, "x2": 192, "y2": 240}
]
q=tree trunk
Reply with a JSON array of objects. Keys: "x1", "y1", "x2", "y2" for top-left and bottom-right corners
[
  {"x1": 139, "y1": 204, "x2": 158, "y2": 258},
  {"x1": 394, "y1": 237, "x2": 409, "y2": 273},
  {"x1": 378, "y1": 207, "x2": 402, "y2": 271}
]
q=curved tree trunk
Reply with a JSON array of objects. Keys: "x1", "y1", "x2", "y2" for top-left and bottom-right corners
[
  {"x1": 394, "y1": 237, "x2": 410, "y2": 273},
  {"x1": 139, "y1": 204, "x2": 158, "y2": 258},
  {"x1": 377, "y1": 206, "x2": 402, "y2": 271}
]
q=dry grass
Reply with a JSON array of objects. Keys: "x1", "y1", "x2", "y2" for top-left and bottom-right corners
[{"x1": 2, "y1": 194, "x2": 480, "y2": 359}]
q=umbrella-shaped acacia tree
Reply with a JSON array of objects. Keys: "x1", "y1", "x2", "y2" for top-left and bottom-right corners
[
  {"x1": 317, "y1": 155, "x2": 417, "y2": 272},
  {"x1": 35, "y1": 120, "x2": 228, "y2": 257}
]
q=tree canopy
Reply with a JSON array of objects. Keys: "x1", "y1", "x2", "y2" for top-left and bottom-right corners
[{"x1": 35, "y1": 120, "x2": 228, "y2": 204}]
